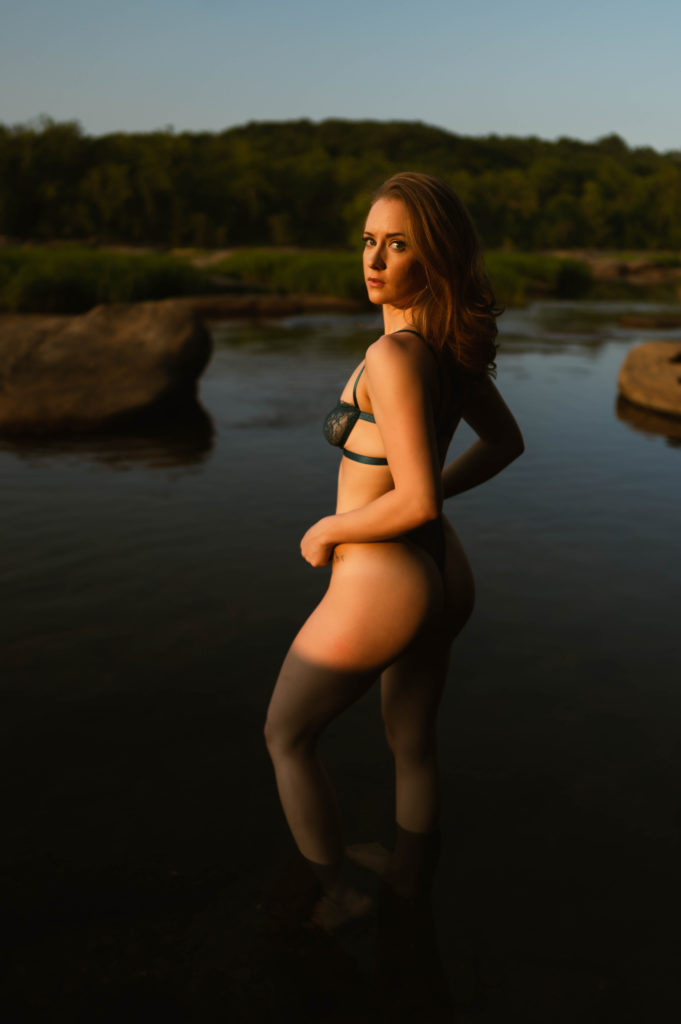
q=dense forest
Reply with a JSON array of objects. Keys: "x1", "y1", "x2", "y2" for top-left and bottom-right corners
[{"x1": 1, "y1": 117, "x2": 681, "y2": 250}]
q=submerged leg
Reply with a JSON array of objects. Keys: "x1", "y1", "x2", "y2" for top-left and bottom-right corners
[
  {"x1": 388, "y1": 823, "x2": 442, "y2": 900},
  {"x1": 265, "y1": 648, "x2": 377, "y2": 869},
  {"x1": 381, "y1": 635, "x2": 451, "y2": 834},
  {"x1": 381, "y1": 521, "x2": 474, "y2": 833}
]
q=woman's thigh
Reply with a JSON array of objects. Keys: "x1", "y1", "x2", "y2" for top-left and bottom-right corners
[
  {"x1": 266, "y1": 541, "x2": 441, "y2": 749},
  {"x1": 266, "y1": 646, "x2": 377, "y2": 752},
  {"x1": 292, "y1": 540, "x2": 441, "y2": 673},
  {"x1": 381, "y1": 519, "x2": 475, "y2": 745}
]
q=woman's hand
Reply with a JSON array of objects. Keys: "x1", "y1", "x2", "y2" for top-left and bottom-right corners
[{"x1": 300, "y1": 516, "x2": 336, "y2": 567}]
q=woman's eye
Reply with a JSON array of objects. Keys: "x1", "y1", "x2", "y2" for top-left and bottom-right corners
[
  {"x1": 362, "y1": 236, "x2": 375, "y2": 247},
  {"x1": 391, "y1": 240, "x2": 406, "y2": 251}
]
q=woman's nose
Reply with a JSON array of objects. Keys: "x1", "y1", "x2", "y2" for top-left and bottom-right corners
[{"x1": 370, "y1": 248, "x2": 386, "y2": 269}]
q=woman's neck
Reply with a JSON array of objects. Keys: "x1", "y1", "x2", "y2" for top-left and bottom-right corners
[{"x1": 382, "y1": 304, "x2": 417, "y2": 335}]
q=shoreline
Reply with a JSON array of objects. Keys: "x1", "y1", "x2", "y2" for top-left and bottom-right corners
[{"x1": 0, "y1": 293, "x2": 366, "y2": 326}]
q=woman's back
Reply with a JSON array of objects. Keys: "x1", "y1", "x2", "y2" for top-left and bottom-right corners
[{"x1": 331, "y1": 330, "x2": 470, "y2": 516}]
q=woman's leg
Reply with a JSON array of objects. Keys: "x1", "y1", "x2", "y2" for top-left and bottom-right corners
[
  {"x1": 380, "y1": 634, "x2": 451, "y2": 835},
  {"x1": 265, "y1": 541, "x2": 436, "y2": 869},
  {"x1": 265, "y1": 649, "x2": 376, "y2": 867},
  {"x1": 381, "y1": 521, "x2": 475, "y2": 835}
]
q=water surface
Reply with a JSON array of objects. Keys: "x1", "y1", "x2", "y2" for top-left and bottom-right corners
[{"x1": 3, "y1": 302, "x2": 680, "y2": 1019}]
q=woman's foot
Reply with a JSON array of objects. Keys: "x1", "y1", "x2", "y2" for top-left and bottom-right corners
[
  {"x1": 346, "y1": 841, "x2": 391, "y2": 876},
  {"x1": 311, "y1": 882, "x2": 374, "y2": 931}
]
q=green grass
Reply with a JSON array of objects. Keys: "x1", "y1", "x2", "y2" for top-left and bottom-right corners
[
  {"x1": 0, "y1": 247, "x2": 214, "y2": 314},
  {"x1": 210, "y1": 249, "x2": 367, "y2": 302},
  {"x1": 485, "y1": 252, "x2": 592, "y2": 306},
  {"x1": 216, "y1": 248, "x2": 593, "y2": 308},
  {"x1": 0, "y1": 245, "x2": 595, "y2": 313}
]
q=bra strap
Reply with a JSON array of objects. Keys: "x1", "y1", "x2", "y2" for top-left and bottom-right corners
[
  {"x1": 352, "y1": 365, "x2": 365, "y2": 407},
  {"x1": 394, "y1": 328, "x2": 424, "y2": 340},
  {"x1": 342, "y1": 448, "x2": 388, "y2": 466},
  {"x1": 352, "y1": 365, "x2": 376, "y2": 422}
]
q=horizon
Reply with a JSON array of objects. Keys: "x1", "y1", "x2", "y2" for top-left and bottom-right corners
[
  {"x1": 2, "y1": 0, "x2": 680, "y2": 155},
  {"x1": 3, "y1": 114, "x2": 678, "y2": 158}
]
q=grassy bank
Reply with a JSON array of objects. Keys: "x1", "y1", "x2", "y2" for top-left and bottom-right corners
[
  {"x1": 209, "y1": 248, "x2": 593, "y2": 307},
  {"x1": 0, "y1": 247, "x2": 215, "y2": 314},
  {"x1": 485, "y1": 252, "x2": 592, "y2": 305},
  {"x1": 0, "y1": 244, "x2": 630, "y2": 315},
  {"x1": 208, "y1": 249, "x2": 366, "y2": 303}
]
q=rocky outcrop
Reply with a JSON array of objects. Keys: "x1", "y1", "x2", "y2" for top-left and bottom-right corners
[
  {"x1": 617, "y1": 340, "x2": 681, "y2": 418},
  {"x1": 0, "y1": 300, "x2": 212, "y2": 434}
]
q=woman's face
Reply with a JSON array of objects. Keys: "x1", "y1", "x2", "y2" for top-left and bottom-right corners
[{"x1": 363, "y1": 198, "x2": 425, "y2": 308}]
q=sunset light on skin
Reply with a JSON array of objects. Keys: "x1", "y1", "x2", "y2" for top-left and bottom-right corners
[
  {"x1": 1, "y1": 0, "x2": 681, "y2": 151},
  {"x1": 363, "y1": 199, "x2": 428, "y2": 324}
]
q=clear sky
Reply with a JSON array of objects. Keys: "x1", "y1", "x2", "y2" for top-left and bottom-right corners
[{"x1": 1, "y1": 0, "x2": 680, "y2": 152}]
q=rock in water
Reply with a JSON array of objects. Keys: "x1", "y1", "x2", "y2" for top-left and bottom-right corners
[
  {"x1": 0, "y1": 300, "x2": 212, "y2": 435},
  {"x1": 617, "y1": 340, "x2": 681, "y2": 419}
]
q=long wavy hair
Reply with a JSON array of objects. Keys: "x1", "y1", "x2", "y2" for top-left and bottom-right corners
[{"x1": 372, "y1": 172, "x2": 500, "y2": 375}]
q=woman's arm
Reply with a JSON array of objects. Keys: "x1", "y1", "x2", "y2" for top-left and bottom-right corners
[
  {"x1": 441, "y1": 376, "x2": 524, "y2": 499},
  {"x1": 301, "y1": 335, "x2": 442, "y2": 566}
]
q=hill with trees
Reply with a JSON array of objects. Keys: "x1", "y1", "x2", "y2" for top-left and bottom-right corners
[{"x1": 2, "y1": 118, "x2": 681, "y2": 251}]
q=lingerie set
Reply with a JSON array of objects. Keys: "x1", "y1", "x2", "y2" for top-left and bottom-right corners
[{"x1": 322, "y1": 329, "x2": 451, "y2": 574}]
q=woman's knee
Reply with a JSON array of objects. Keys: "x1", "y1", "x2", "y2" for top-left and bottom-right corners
[
  {"x1": 263, "y1": 706, "x2": 318, "y2": 762},
  {"x1": 263, "y1": 713, "x2": 279, "y2": 758}
]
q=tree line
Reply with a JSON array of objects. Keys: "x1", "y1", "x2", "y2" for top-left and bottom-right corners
[{"x1": 2, "y1": 117, "x2": 680, "y2": 250}]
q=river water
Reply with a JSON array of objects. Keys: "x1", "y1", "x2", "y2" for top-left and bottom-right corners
[{"x1": 3, "y1": 301, "x2": 681, "y2": 1019}]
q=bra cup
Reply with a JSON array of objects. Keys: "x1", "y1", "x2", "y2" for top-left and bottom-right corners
[{"x1": 323, "y1": 401, "x2": 360, "y2": 448}]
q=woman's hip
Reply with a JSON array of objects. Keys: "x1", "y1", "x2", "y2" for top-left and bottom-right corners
[{"x1": 293, "y1": 539, "x2": 441, "y2": 672}]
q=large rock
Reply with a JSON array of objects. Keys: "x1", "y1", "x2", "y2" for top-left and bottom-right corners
[
  {"x1": 0, "y1": 300, "x2": 212, "y2": 434},
  {"x1": 618, "y1": 340, "x2": 681, "y2": 418}
]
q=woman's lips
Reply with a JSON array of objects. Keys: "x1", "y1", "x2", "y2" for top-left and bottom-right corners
[{"x1": 367, "y1": 277, "x2": 384, "y2": 286}]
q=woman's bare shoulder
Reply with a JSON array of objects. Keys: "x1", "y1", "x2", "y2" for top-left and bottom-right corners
[{"x1": 365, "y1": 331, "x2": 422, "y2": 369}]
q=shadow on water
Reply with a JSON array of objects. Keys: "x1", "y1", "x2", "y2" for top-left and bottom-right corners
[
  {"x1": 252, "y1": 837, "x2": 478, "y2": 1023},
  {"x1": 0, "y1": 688, "x2": 465, "y2": 1022},
  {"x1": 0, "y1": 397, "x2": 215, "y2": 468},
  {"x1": 0, "y1": 678, "x2": 474, "y2": 1023}
]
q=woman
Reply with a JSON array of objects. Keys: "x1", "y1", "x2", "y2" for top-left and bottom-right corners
[{"x1": 265, "y1": 172, "x2": 524, "y2": 920}]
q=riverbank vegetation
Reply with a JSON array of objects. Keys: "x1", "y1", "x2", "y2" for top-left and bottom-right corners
[
  {"x1": 0, "y1": 247, "x2": 213, "y2": 313},
  {"x1": 2, "y1": 117, "x2": 680, "y2": 313},
  {"x1": 2, "y1": 118, "x2": 681, "y2": 251},
  {"x1": 0, "y1": 245, "x2": 596, "y2": 313},
  {"x1": 214, "y1": 249, "x2": 593, "y2": 307}
]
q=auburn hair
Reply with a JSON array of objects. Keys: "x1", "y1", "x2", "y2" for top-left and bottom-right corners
[{"x1": 371, "y1": 172, "x2": 500, "y2": 375}]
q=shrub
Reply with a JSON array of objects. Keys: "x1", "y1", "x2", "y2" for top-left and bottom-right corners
[
  {"x1": 213, "y1": 249, "x2": 367, "y2": 302},
  {"x1": 0, "y1": 248, "x2": 212, "y2": 313}
]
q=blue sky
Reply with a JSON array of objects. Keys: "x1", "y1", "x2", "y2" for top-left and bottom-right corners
[{"x1": 1, "y1": 0, "x2": 680, "y2": 151}]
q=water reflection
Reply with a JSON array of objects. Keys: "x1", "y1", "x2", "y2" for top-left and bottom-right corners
[
  {"x1": 616, "y1": 395, "x2": 681, "y2": 446},
  {"x1": 501, "y1": 298, "x2": 681, "y2": 350},
  {"x1": 0, "y1": 398, "x2": 215, "y2": 468}
]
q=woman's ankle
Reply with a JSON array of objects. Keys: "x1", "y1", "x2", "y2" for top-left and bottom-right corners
[
  {"x1": 388, "y1": 823, "x2": 442, "y2": 898},
  {"x1": 303, "y1": 854, "x2": 343, "y2": 894}
]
